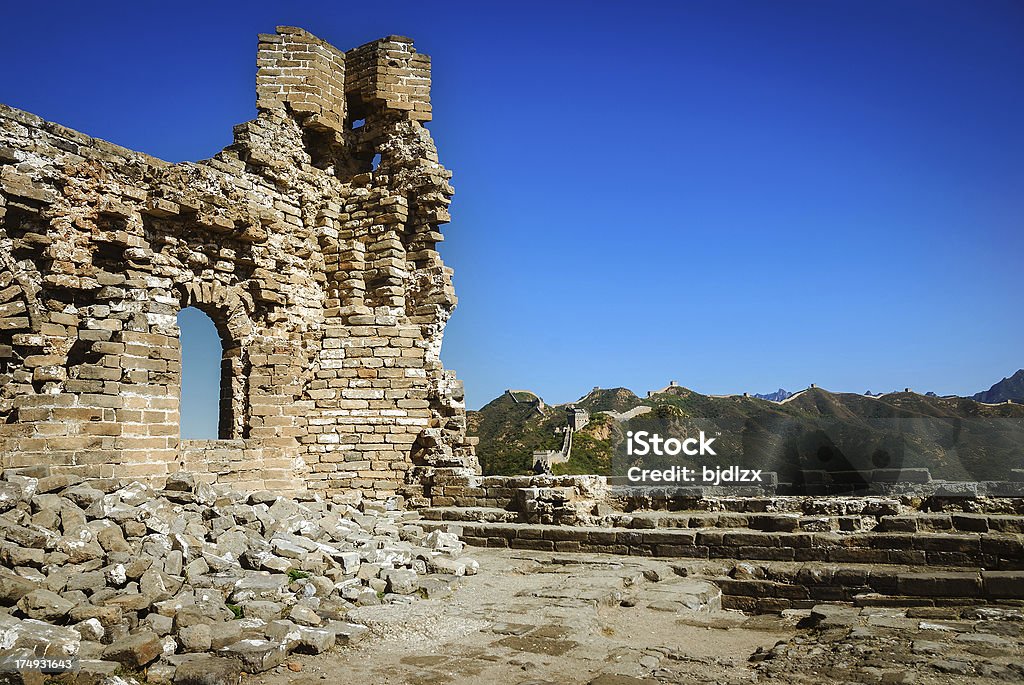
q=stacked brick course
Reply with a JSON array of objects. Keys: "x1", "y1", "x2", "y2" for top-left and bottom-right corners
[
  {"x1": 344, "y1": 36, "x2": 432, "y2": 122},
  {"x1": 0, "y1": 27, "x2": 477, "y2": 500}
]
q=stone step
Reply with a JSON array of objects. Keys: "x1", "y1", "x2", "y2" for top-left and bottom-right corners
[
  {"x1": 419, "y1": 520, "x2": 1024, "y2": 569},
  {"x1": 711, "y1": 569, "x2": 1024, "y2": 614},
  {"x1": 439, "y1": 479, "x2": 1024, "y2": 516},
  {"x1": 419, "y1": 506, "x2": 1024, "y2": 536}
]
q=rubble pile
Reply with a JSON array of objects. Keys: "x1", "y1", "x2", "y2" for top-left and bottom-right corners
[
  {"x1": 0, "y1": 469, "x2": 478, "y2": 683},
  {"x1": 752, "y1": 603, "x2": 1024, "y2": 683}
]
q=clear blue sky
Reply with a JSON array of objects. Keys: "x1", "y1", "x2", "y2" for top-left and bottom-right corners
[{"x1": 2, "y1": 2, "x2": 1022, "y2": 436}]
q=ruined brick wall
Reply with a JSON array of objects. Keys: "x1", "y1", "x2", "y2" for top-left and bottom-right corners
[{"x1": 0, "y1": 26, "x2": 477, "y2": 501}]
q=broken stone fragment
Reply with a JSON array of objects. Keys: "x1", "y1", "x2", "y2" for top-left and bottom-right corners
[
  {"x1": 56, "y1": 525, "x2": 105, "y2": 562},
  {"x1": 101, "y1": 629, "x2": 162, "y2": 668},
  {"x1": 104, "y1": 591, "x2": 153, "y2": 612},
  {"x1": 271, "y1": 538, "x2": 306, "y2": 559},
  {"x1": 60, "y1": 503, "x2": 87, "y2": 530},
  {"x1": 96, "y1": 525, "x2": 132, "y2": 553},
  {"x1": 264, "y1": 619, "x2": 301, "y2": 650},
  {"x1": 165, "y1": 549, "x2": 184, "y2": 576},
  {"x1": 35, "y1": 475, "x2": 71, "y2": 494},
  {"x1": 204, "y1": 549, "x2": 238, "y2": 574},
  {"x1": 16, "y1": 588, "x2": 74, "y2": 621},
  {"x1": 140, "y1": 567, "x2": 179, "y2": 601},
  {"x1": 172, "y1": 606, "x2": 214, "y2": 631},
  {"x1": 382, "y1": 567, "x2": 419, "y2": 595},
  {"x1": 0, "y1": 568, "x2": 39, "y2": 602},
  {"x1": 230, "y1": 574, "x2": 289, "y2": 602},
  {"x1": 148, "y1": 663, "x2": 178, "y2": 685},
  {"x1": 219, "y1": 639, "x2": 288, "y2": 673},
  {"x1": 63, "y1": 485, "x2": 105, "y2": 508},
  {"x1": 210, "y1": 621, "x2": 244, "y2": 650},
  {"x1": 422, "y1": 530, "x2": 463, "y2": 554},
  {"x1": 292, "y1": 625, "x2": 335, "y2": 654},
  {"x1": 63, "y1": 565, "x2": 105, "y2": 593},
  {"x1": 103, "y1": 564, "x2": 127, "y2": 587},
  {"x1": 0, "y1": 540, "x2": 43, "y2": 569},
  {"x1": 3, "y1": 522, "x2": 52, "y2": 549},
  {"x1": 78, "y1": 659, "x2": 121, "y2": 680},
  {"x1": 144, "y1": 612, "x2": 174, "y2": 636},
  {"x1": 164, "y1": 473, "x2": 197, "y2": 493},
  {"x1": 68, "y1": 603, "x2": 122, "y2": 629},
  {"x1": 240, "y1": 600, "x2": 282, "y2": 621},
  {"x1": 325, "y1": 620, "x2": 369, "y2": 646},
  {"x1": 426, "y1": 556, "x2": 465, "y2": 576},
  {"x1": 248, "y1": 491, "x2": 277, "y2": 505},
  {"x1": 334, "y1": 550, "x2": 361, "y2": 574},
  {"x1": 356, "y1": 562, "x2": 382, "y2": 580},
  {"x1": 183, "y1": 557, "x2": 210, "y2": 580},
  {"x1": 179, "y1": 623, "x2": 213, "y2": 652},
  {"x1": 0, "y1": 613, "x2": 80, "y2": 657},
  {"x1": 418, "y1": 577, "x2": 454, "y2": 599},
  {"x1": 172, "y1": 655, "x2": 243, "y2": 685},
  {"x1": 288, "y1": 604, "x2": 322, "y2": 627},
  {"x1": 0, "y1": 482, "x2": 25, "y2": 510},
  {"x1": 72, "y1": 617, "x2": 105, "y2": 642},
  {"x1": 809, "y1": 603, "x2": 861, "y2": 628},
  {"x1": 30, "y1": 507, "x2": 59, "y2": 530}
]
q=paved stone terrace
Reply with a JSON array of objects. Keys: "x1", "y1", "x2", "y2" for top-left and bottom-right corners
[{"x1": 247, "y1": 548, "x2": 1024, "y2": 685}]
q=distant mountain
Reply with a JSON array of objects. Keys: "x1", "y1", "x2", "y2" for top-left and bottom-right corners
[
  {"x1": 468, "y1": 384, "x2": 1024, "y2": 481},
  {"x1": 973, "y1": 369, "x2": 1024, "y2": 404},
  {"x1": 753, "y1": 388, "x2": 792, "y2": 402}
]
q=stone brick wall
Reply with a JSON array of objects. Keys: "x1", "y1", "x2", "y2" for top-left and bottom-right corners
[
  {"x1": 256, "y1": 27, "x2": 348, "y2": 132},
  {"x1": 0, "y1": 27, "x2": 477, "y2": 500},
  {"x1": 179, "y1": 439, "x2": 296, "y2": 493},
  {"x1": 344, "y1": 36, "x2": 432, "y2": 122}
]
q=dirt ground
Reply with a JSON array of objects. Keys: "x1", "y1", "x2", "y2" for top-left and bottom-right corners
[
  {"x1": 244, "y1": 549, "x2": 793, "y2": 685},
  {"x1": 244, "y1": 549, "x2": 1024, "y2": 685}
]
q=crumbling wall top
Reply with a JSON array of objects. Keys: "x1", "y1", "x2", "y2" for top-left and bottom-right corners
[{"x1": 256, "y1": 27, "x2": 432, "y2": 137}]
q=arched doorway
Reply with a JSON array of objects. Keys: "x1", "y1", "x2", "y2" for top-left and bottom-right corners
[{"x1": 177, "y1": 307, "x2": 229, "y2": 439}]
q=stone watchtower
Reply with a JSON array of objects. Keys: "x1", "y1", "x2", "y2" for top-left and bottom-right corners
[{"x1": 0, "y1": 27, "x2": 477, "y2": 503}]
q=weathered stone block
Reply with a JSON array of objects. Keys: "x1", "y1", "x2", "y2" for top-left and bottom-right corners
[
  {"x1": 982, "y1": 571, "x2": 1024, "y2": 599},
  {"x1": 15, "y1": 589, "x2": 74, "y2": 621},
  {"x1": 896, "y1": 572, "x2": 982, "y2": 598},
  {"x1": 219, "y1": 639, "x2": 287, "y2": 673},
  {"x1": 172, "y1": 656, "x2": 242, "y2": 685},
  {"x1": 100, "y1": 630, "x2": 162, "y2": 668}
]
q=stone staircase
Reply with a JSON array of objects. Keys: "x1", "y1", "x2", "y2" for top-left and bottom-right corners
[{"x1": 417, "y1": 496, "x2": 1024, "y2": 614}]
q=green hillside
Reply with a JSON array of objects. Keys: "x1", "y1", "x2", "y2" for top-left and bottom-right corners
[{"x1": 467, "y1": 385, "x2": 1024, "y2": 482}]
